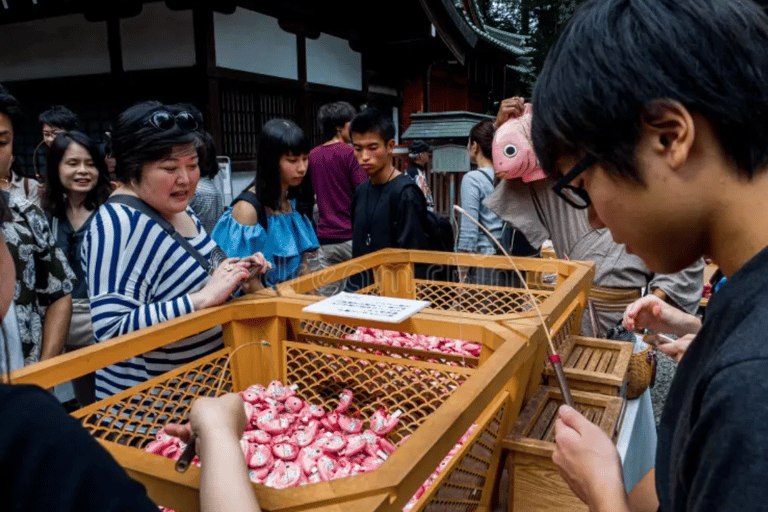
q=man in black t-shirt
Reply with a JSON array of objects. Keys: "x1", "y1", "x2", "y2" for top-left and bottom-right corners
[
  {"x1": 527, "y1": 1, "x2": 768, "y2": 511},
  {"x1": 347, "y1": 108, "x2": 428, "y2": 290}
]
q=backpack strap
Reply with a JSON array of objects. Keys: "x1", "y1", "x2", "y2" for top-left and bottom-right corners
[
  {"x1": 232, "y1": 190, "x2": 269, "y2": 233},
  {"x1": 478, "y1": 169, "x2": 495, "y2": 187},
  {"x1": 107, "y1": 195, "x2": 213, "y2": 274},
  {"x1": 386, "y1": 175, "x2": 424, "y2": 245}
]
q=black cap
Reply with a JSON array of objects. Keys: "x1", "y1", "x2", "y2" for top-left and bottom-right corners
[{"x1": 409, "y1": 140, "x2": 432, "y2": 153}]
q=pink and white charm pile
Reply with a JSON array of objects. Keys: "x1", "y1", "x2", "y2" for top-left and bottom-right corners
[
  {"x1": 344, "y1": 327, "x2": 482, "y2": 359},
  {"x1": 145, "y1": 381, "x2": 402, "y2": 489}
]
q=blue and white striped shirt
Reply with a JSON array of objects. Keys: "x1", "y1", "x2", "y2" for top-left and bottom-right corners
[{"x1": 82, "y1": 203, "x2": 223, "y2": 399}]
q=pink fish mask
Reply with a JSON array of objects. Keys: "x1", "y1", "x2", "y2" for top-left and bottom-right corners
[{"x1": 492, "y1": 103, "x2": 547, "y2": 183}]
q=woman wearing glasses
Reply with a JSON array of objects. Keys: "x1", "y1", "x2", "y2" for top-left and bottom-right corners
[{"x1": 82, "y1": 102, "x2": 270, "y2": 399}]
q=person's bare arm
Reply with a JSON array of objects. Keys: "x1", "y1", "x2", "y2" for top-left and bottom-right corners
[
  {"x1": 627, "y1": 469, "x2": 659, "y2": 512},
  {"x1": 40, "y1": 294, "x2": 72, "y2": 361},
  {"x1": 166, "y1": 395, "x2": 261, "y2": 512}
]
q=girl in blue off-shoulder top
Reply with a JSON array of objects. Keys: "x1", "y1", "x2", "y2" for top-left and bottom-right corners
[{"x1": 212, "y1": 119, "x2": 318, "y2": 286}]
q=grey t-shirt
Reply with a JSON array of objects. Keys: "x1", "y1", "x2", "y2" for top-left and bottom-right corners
[{"x1": 484, "y1": 178, "x2": 704, "y2": 335}]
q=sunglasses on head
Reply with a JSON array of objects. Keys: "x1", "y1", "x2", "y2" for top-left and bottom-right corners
[{"x1": 146, "y1": 110, "x2": 199, "y2": 132}]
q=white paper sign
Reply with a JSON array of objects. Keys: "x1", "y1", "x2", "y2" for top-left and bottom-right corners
[{"x1": 302, "y1": 292, "x2": 430, "y2": 324}]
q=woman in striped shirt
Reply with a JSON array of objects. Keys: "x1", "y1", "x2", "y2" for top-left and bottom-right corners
[{"x1": 83, "y1": 102, "x2": 269, "y2": 399}]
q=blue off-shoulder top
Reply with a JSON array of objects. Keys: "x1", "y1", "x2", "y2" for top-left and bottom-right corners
[{"x1": 211, "y1": 199, "x2": 319, "y2": 286}]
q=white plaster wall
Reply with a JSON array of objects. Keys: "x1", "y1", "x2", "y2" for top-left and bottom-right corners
[
  {"x1": 0, "y1": 15, "x2": 110, "y2": 82},
  {"x1": 121, "y1": 3, "x2": 196, "y2": 71},
  {"x1": 306, "y1": 33, "x2": 361, "y2": 91},
  {"x1": 214, "y1": 9, "x2": 297, "y2": 80}
]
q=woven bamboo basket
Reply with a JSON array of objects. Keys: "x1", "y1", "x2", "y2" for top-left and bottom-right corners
[
  {"x1": 279, "y1": 249, "x2": 594, "y2": 327},
  {"x1": 10, "y1": 296, "x2": 546, "y2": 512}
]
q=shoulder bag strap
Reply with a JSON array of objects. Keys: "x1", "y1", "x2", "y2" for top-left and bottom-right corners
[{"x1": 107, "y1": 195, "x2": 212, "y2": 274}]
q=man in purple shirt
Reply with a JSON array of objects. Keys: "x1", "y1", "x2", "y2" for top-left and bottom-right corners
[{"x1": 308, "y1": 101, "x2": 367, "y2": 294}]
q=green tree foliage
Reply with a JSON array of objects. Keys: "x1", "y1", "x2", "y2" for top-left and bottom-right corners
[{"x1": 484, "y1": 0, "x2": 586, "y2": 94}]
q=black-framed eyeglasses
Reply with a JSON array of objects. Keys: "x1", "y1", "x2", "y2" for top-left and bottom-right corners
[
  {"x1": 146, "y1": 110, "x2": 199, "y2": 132},
  {"x1": 552, "y1": 154, "x2": 597, "y2": 209}
]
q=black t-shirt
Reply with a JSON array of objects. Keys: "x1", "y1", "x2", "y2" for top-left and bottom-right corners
[
  {"x1": 656, "y1": 244, "x2": 768, "y2": 511},
  {"x1": 347, "y1": 174, "x2": 428, "y2": 290},
  {"x1": 0, "y1": 384, "x2": 158, "y2": 511}
]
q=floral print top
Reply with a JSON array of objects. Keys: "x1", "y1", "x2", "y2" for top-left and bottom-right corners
[{"x1": 2, "y1": 193, "x2": 74, "y2": 364}]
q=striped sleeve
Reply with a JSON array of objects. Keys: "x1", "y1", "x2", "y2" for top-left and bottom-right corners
[{"x1": 83, "y1": 205, "x2": 197, "y2": 342}]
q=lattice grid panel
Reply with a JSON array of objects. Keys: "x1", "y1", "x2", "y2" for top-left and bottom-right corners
[
  {"x1": 415, "y1": 281, "x2": 550, "y2": 316},
  {"x1": 551, "y1": 306, "x2": 577, "y2": 353},
  {"x1": 417, "y1": 401, "x2": 507, "y2": 512},
  {"x1": 301, "y1": 319, "x2": 359, "y2": 339},
  {"x1": 76, "y1": 351, "x2": 234, "y2": 448},
  {"x1": 284, "y1": 342, "x2": 471, "y2": 444}
]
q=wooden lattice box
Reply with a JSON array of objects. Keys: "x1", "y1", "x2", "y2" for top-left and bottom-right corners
[
  {"x1": 501, "y1": 386, "x2": 623, "y2": 512},
  {"x1": 278, "y1": 249, "x2": 594, "y2": 328},
  {"x1": 10, "y1": 297, "x2": 545, "y2": 512},
  {"x1": 542, "y1": 336, "x2": 632, "y2": 396}
]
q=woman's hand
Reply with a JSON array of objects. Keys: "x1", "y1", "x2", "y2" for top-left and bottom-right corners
[
  {"x1": 552, "y1": 405, "x2": 630, "y2": 512},
  {"x1": 189, "y1": 258, "x2": 251, "y2": 309},
  {"x1": 656, "y1": 333, "x2": 695, "y2": 363},
  {"x1": 622, "y1": 294, "x2": 701, "y2": 337},
  {"x1": 239, "y1": 252, "x2": 272, "y2": 293}
]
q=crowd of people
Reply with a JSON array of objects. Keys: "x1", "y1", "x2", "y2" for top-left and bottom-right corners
[{"x1": 3, "y1": 0, "x2": 768, "y2": 510}]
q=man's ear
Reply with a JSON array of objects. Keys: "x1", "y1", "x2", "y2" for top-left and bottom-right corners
[
  {"x1": 640, "y1": 99, "x2": 695, "y2": 170},
  {"x1": 386, "y1": 139, "x2": 396, "y2": 152}
]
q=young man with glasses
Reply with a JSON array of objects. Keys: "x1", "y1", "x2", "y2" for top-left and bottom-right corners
[
  {"x1": 528, "y1": 0, "x2": 768, "y2": 511},
  {"x1": 486, "y1": 97, "x2": 704, "y2": 339}
]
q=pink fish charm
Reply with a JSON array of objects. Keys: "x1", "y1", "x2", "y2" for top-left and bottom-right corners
[
  {"x1": 273, "y1": 442, "x2": 299, "y2": 461},
  {"x1": 492, "y1": 102, "x2": 546, "y2": 182},
  {"x1": 335, "y1": 389, "x2": 354, "y2": 414},
  {"x1": 249, "y1": 444, "x2": 274, "y2": 468}
]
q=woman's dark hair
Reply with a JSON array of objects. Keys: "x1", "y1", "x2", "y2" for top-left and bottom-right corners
[
  {"x1": 43, "y1": 131, "x2": 111, "y2": 218},
  {"x1": 111, "y1": 101, "x2": 201, "y2": 183},
  {"x1": 532, "y1": 0, "x2": 768, "y2": 181},
  {"x1": 198, "y1": 131, "x2": 219, "y2": 179},
  {"x1": 256, "y1": 119, "x2": 310, "y2": 211},
  {"x1": 318, "y1": 101, "x2": 357, "y2": 141},
  {"x1": 469, "y1": 118, "x2": 495, "y2": 160},
  {"x1": 0, "y1": 87, "x2": 24, "y2": 179}
]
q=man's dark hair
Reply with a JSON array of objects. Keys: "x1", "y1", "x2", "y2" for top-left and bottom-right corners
[
  {"x1": 43, "y1": 131, "x2": 111, "y2": 218},
  {"x1": 256, "y1": 118, "x2": 310, "y2": 211},
  {"x1": 469, "y1": 119, "x2": 495, "y2": 160},
  {"x1": 38, "y1": 105, "x2": 79, "y2": 131},
  {"x1": 318, "y1": 101, "x2": 356, "y2": 142},
  {"x1": 111, "y1": 101, "x2": 201, "y2": 183},
  {"x1": 350, "y1": 108, "x2": 395, "y2": 143},
  {"x1": 531, "y1": 0, "x2": 768, "y2": 181}
]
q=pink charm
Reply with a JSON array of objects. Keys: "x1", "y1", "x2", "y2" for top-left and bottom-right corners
[
  {"x1": 322, "y1": 434, "x2": 347, "y2": 453},
  {"x1": 316, "y1": 455, "x2": 337, "y2": 481},
  {"x1": 243, "y1": 429, "x2": 272, "y2": 445},
  {"x1": 144, "y1": 437, "x2": 174, "y2": 455},
  {"x1": 298, "y1": 446, "x2": 323, "y2": 475},
  {"x1": 308, "y1": 404, "x2": 325, "y2": 419},
  {"x1": 320, "y1": 411, "x2": 339, "y2": 431},
  {"x1": 344, "y1": 434, "x2": 367, "y2": 457},
  {"x1": 292, "y1": 421, "x2": 319, "y2": 447},
  {"x1": 308, "y1": 470, "x2": 322, "y2": 484},
  {"x1": 360, "y1": 455, "x2": 386, "y2": 472},
  {"x1": 161, "y1": 443, "x2": 181, "y2": 459},
  {"x1": 265, "y1": 460, "x2": 286, "y2": 488},
  {"x1": 257, "y1": 414, "x2": 291, "y2": 435},
  {"x1": 249, "y1": 444, "x2": 274, "y2": 468},
  {"x1": 285, "y1": 396, "x2": 303, "y2": 413},
  {"x1": 273, "y1": 442, "x2": 299, "y2": 461},
  {"x1": 335, "y1": 389, "x2": 354, "y2": 413},
  {"x1": 252, "y1": 465, "x2": 270, "y2": 482},
  {"x1": 338, "y1": 415, "x2": 363, "y2": 434},
  {"x1": 241, "y1": 389, "x2": 260, "y2": 404},
  {"x1": 379, "y1": 437, "x2": 396, "y2": 455},
  {"x1": 370, "y1": 409, "x2": 402, "y2": 436},
  {"x1": 334, "y1": 459, "x2": 353, "y2": 479}
]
